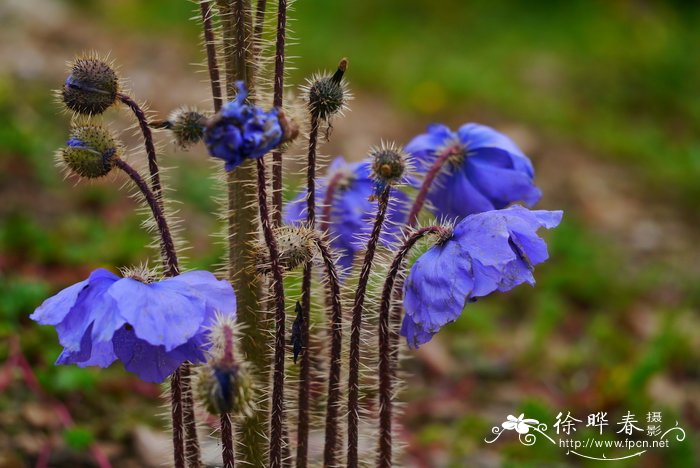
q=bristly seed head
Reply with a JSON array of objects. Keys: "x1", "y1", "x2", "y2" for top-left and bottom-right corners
[
  {"x1": 166, "y1": 107, "x2": 207, "y2": 148},
  {"x1": 306, "y1": 58, "x2": 349, "y2": 120},
  {"x1": 369, "y1": 142, "x2": 408, "y2": 197},
  {"x1": 119, "y1": 264, "x2": 158, "y2": 284},
  {"x1": 253, "y1": 226, "x2": 316, "y2": 275},
  {"x1": 62, "y1": 55, "x2": 119, "y2": 115},
  {"x1": 61, "y1": 124, "x2": 120, "y2": 179}
]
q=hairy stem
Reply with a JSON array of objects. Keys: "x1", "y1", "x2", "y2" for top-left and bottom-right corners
[
  {"x1": 320, "y1": 171, "x2": 344, "y2": 234},
  {"x1": 200, "y1": 1, "x2": 223, "y2": 112},
  {"x1": 221, "y1": 413, "x2": 235, "y2": 468},
  {"x1": 216, "y1": 0, "x2": 268, "y2": 463},
  {"x1": 347, "y1": 186, "x2": 391, "y2": 468},
  {"x1": 296, "y1": 110, "x2": 319, "y2": 466},
  {"x1": 114, "y1": 158, "x2": 187, "y2": 466},
  {"x1": 377, "y1": 226, "x2": 451, "y2": 468},
  {"x1": 255, "y1": 157, "x2": 287, "y2": 468},
  {"x1": 271, "y1": 0, "x2": 287, "y2": 226},
  {"x1": 308, "y1": 236, "x2": 344, "y2": 467},
  {"x1": 117, "y1": 94, "x2": 162, "y2": 203},
  {"x1": 406, "y1": 144, "x2": 461, "y2": 227}
]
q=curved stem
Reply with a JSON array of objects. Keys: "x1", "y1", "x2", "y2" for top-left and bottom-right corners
[
  {"x1": 114, "y1": 158, "x2": 178, "y2": 276},
  {"x1": 346, "y1": 186, "x2": 391, "y2": 468},
  {"x1": 271, "y1": 0, "x2": 287, "y2": 226},
  {"x1": 377, "y1": 226, "x2": 450, "y2": 468},
  {"x1": 406, "y1": 144, "x2": 461, "y2": 227},
  {"x1": 199, "y1": 1, "x2": 223, "y2": 112},
  {"x1": 117, "y1": 94, "x2": 162, "y2": 203},
  {"x1": 309, "y1": 236, "x2": 343, "y2": 467},
  {"x1": 256, "y1": 157, "x2": 287, "y2": 468},
  {"x1": 296, "y1": 110, "x2": 319, "y2": 467},
  {"x1": 221, "y1": 413, "x2": 235, "y2": 468},
  {"x1": 114, "y1": 158, "x2": 188, "y2": 467}
]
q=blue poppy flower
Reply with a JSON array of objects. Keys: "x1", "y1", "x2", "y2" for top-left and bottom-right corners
[
  {"x1": 204, "y1": 81, "x2": 283, "y2": 171},
  {"x1": 407, "y1": 123, "x2": 541, "y2": 220},
  {"x1": 283, "y1": 156, "x2": 409, "y2": 271},
  {"x1": 400, "y1": 205, "x2": 562, "y2": 348},
  {"x1": 31, "y1": 269, "x2": 236, "y2": 382}
]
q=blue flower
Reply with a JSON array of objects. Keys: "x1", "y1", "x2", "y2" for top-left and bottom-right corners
[
  {"x1": 283, "y1": 156, "x2": 408, "y2": 271},
  {"x1": 30, "y1": 269, "x2": 236, "y2": 383},
  {"x1": 204, "y1": 81, "x2": 283, "y2": 171},
  {"x1": 400, "y1": 205, "x2": 562, "y2": 348},
  {"x1": 407, "y1": 123, "x2": 541, "y2": 220}
]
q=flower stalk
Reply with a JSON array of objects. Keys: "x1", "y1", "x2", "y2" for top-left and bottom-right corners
[
  {"x1": 271, "y1": 0, "x2": 287, "y2": 226},
  {"x1": 346, "y1": 185, "x2": 391, "y2": 468},
  {"x1": 254, "y1": 156, "x2": 287, "y2": 468},
  {"x1": 377, "y1": 225, "x2": 451, "y2": 468}
]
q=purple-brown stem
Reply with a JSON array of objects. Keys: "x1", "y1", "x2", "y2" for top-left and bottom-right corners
[
  {"x1": 221, "y1": 413, "x2": 235, "y2": 468},
  {"x1": 253, "y1": 0, "x2": 266, "y2": 59},
  {"x1": 255, "y1": 157, "x2": 287, "y2": 468},
  {"x1": 296, "y1": 110, "x2": 320, "y2": 467},
  {"x1": 309, "y1": 236, "x2": 343, "y2": 467},
  {"x1": 406, "y1": 144, "x2": 461, "y2": 227},
  {"x1": 271, "y1": 0, "x2": 287, "y2": 226},
  {"x1": 377, "y1": 226, "x2": 451, "y2": 468},
  {"x1": 114, "y1": 158, "x2": 188, "y2": 467},
  {"x1": 320, "y1": 171, "x2": 344, "y2": 234},
  {"x1": 200, "y1": 1, "x2": 223, "y2": 112},
  {"x1": 347, "y1": 186, "x2": 391, "y2": 468},
  {"x1": 114, "y1": 159, "x2": 177, "y2": 276},
  {"x1": 117, "y1": 94, "x2": 162, "y2": 203}
]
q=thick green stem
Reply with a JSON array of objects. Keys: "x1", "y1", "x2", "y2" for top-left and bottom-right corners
[{"x1": 216, "y1": 0, "x2": 268, "y2": 464}]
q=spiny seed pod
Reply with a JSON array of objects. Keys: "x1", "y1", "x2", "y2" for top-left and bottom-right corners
[
  {"x1": 62, "y1": 55, "x2": 119, "y2": 115},
  {"x1": 60, "y1": 124, "x2": 120, "y2": 178},
  {"x1": 158, "y1": 108, "x2": 207, "y2": 148},
  {"x1": 253, "y1": 226, "x2": 316, "y2": 275},
  {"x1": 306, "y1": 58, "x2": 349, "y2": 120},
  {"x1": 369, "y1": 142, "x2": 408, "y2": 196},
  {"x1": 194, "y1": 315, "x2": 254, "y2": 416}
]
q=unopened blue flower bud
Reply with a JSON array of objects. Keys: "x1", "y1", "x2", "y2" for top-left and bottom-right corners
[
  {"x1": 61, "y1": 124, "x2": 120, "y2": 178},
  {"x1": 62, "y1": 56, "x2": 119, "y2": 115}
]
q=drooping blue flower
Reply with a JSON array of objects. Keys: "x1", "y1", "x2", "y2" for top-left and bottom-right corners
[
  {"x1": 204, "y1": 81, "x2": 283, "y2": 171},
  {"x1": 31, "y1": 269, "x2": 236, "y2": 383},
  {"x1": 400, "y1": 205, "x2": 562, "y2": 348},
  {"x1": 283, "y1": 156, "x2": 409, "y2": 271},
  {"x1": 407, "y1": 123, "x2": 542, "y2": 220}
]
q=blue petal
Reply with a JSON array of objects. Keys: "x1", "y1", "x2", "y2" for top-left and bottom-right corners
[
  {"x1": 466, "y1": 156, "x2": 542, "y2": 208},
  {"x1": 108, "y1": 278, "x2": 206, "y2": 351},
  {"x1": 56, "y1": 323, "x2": 117, "y2": 368},
  {"x1": 170, "y1": 271, "x2": 237, "y2": 328},
  {"x1": 427, "y1": 166, "x2": 495, "y2": 219},
  {"x1": 112, "y1": 326, "x2": 205, "y2": 383},
  {"x1": 399, "y1": 315, "x2": 436, "y2": 349}
]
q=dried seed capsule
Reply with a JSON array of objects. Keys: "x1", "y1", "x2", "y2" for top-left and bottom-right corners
[
  {"x1": 62, "y1": 57, "x2": 119, "y2": 115},
  {"x1": 61, "y1": 124, "x2": 120, "y2": 178}
]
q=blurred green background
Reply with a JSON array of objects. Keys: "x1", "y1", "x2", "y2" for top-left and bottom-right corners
[{"x1": 1, "y1": 0, "x2": 699, "y2": 466}]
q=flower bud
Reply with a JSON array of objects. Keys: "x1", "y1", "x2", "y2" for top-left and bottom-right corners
[
  {"x1": 306, "y1": 58, "x2": 349, "y2": 120},
  {"x1": 61, "y1": 124, "x2": 120, "y2": 178},
  {"x1": 194, "y1": 315, "x2": 254, "y2": 416},
  {"x1": 166, "y1": 108, "x2": 207, "y2": 148},
  {"x1": 62, "y1": 56, "x2": 119, "y2": 115},
  {"x1": 254, "y1": 226, "x2": 316, "y2": 275},
  {"x1": 369, "y1": 143, "x2": 408, "y2": 196}
]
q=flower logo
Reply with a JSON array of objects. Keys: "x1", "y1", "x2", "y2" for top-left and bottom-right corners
[{"x1": 502, "y1": 414, "x2": 540, "y2": 434}]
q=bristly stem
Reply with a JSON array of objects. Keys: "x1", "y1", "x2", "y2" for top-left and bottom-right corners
[
  {"x1": 320, "y1": 171, "x2": 344, "y2": 234},
  {"x1": 216, "y1": 0, "x2": 268, "y2": 462},
  {"x1": 377, "y1": 225, "x2": 451, "y2": 468},
  {"x1": 296, "y1": 110, "x2": 319, "y2": 467},
  {"x1": 221, "y1": 413, "x2": 235, "y2": 468},
  {"x1": 308, "y1": 235, "x2": 344, "y2": 467},
  {"x1": 255, "y1": 157, "x2": 287, "y2": 468},
  {"x1": 347, "y1": 186, "x2": 392, "y2": 468},
  {"x1": 406, "y1": 144, "x2": 462, "y2": 227},
  {"x1": 117, "y1": 93, "x2": 162, "y2": 203},
  {"x1": 113, "y1": 157, "x2": 186, "y2": 468},
  {"x1": 253, "y1": 0, "x2": 267, "y2": 59},
  {"x1": 271, "y1": 0, "x2": 287, "y2": 226},
  {"x1": 199, "y1": 1, "x2": 223, "y2": 112}
]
